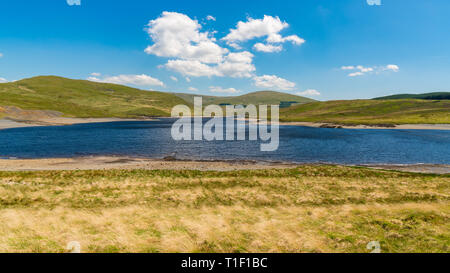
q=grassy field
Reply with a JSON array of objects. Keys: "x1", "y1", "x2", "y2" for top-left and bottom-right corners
[
  {"x1": 280, "y1": 99, "x2": 450, "y2": 125},
  {"x1": 0, "y1": 76, "x2": 188, "y2": 118},
  {"x1": 374, "y1": 92, "x2": 450, "y2": 100},
  {"x1": 0, "y1": 166, "x2": 448, "y2": 253}
]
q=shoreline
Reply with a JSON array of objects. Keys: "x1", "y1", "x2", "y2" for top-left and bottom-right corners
[
  {"x1": 1, "y1": 117, "x2": 450, "y2": 130},
  {"x1": 0, "y1": 156, "x2": 448, "y2": 174},
  {"x1": 0, "y1": 117, "x2": 156, "y2": 130},
  {"x1": 278, "y1": 121, "x2": 450, "y2": 130}
]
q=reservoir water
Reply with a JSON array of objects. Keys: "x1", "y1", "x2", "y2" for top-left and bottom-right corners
[{"x1": 0, "y1": 119, "x2": 449, "y2": 165}]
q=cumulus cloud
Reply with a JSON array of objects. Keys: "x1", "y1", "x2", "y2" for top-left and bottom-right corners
[
  {"x1": 165, "y1": 60, "x2": 219, "y2": 77},
  {"x1": 165, "y1": 51, "x2": 255, "y2": 78},
  {"x1": 253, "y1": 43, "x2": 282, "y2": 53},
  {"x1": 170, "y1": 76, "x2": 178, "y2": 82},
  {"x1": 209, "y1": 86, "x2": 240, "y2": 94},
  {"x1": 0, "y1": 77, "x2": 8, "y2": 83},
  {"x1": 145, "y1": 12, "x2": 301, "y2": 80},
  {"x1": 342, "y1": 64, "x2": 399, "y2": 77},
  {"x1": 87, "y1": 74, "x2": 165, "y2": 88},
  {"x1": 253, "y1": 75, "x2": 296, "y2": 91},
  {"x1": 90, "y1": 72, "x2": 101, "y2": 77},
  {"x1": 66, "y1": 0, "x2": 81, "y2": 6},
  {"x1": 144, "y1": 11, "x2": 227, "y2": 64},
  {"x1": 145, "y1": 12, "x2": 257, "y2": 79},
  {"x1": 222, "y1": 15, "x2": 305, "y2": 53},
  {"x1": 185, "y1": 77, "x2": 191, "y2": 82},
  {"x1": 296, "y1": 89, "x2": 321, "y2": 96},
  {"x1": 188, "y1": 87, "x2": 199, "y2": 92},
  {"x1": 216, "y1": 51, "x2": 255, "y2": 78},
  {"x1": 206, "y1": 15, "x2": 216, "y2": 21}
]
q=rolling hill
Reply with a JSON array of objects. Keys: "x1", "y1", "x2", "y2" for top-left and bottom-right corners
[
  {"x1": 175, "y1": 91, "x2": 315, "y2": 106},
  {"x1": 280, "y1": 99, "x2": 450, "y2": 125},
  {"x1": 2, "y1": 76, "x2": 449, "y2": 125},
  {"x1": 374, "y1": 92, "x2": 450, "y2": 100},
  {"x1": 0, "y1": 76, "x2": 188, "y2": 119}
]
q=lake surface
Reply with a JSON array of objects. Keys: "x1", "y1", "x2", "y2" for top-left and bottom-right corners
[{"x1": 0, "y1": 119, "x2": 449, "y2": 165}]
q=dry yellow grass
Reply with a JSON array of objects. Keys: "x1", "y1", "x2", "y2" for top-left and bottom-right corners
[{"x1": 0, "y1": 166, "x2": 448, "y2": 253}]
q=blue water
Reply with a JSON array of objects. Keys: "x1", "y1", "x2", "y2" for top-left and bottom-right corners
[{"x1": 0, "y1": 119, "x2": 449, "y2": 165}]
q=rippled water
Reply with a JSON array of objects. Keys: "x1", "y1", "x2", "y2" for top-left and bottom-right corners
[{"x1": 0, "y1": 118, "x2": 449, "y2": 165}]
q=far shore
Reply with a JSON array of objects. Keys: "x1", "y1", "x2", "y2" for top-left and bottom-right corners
[
  {"x1": 0, "y1": 117, "x2": 155, "y2": 130},
  {"x1": 1, "y1": 117, "x2": 450, "y2": 130},
  {"x1": 0, "y1": 156, "x2": 448, "y2": 174},
  {"x1": 278, "y1": 121, "x2": 450, "y2": 130}
]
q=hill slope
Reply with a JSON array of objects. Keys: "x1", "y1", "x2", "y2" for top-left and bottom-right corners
[
  {"x1": 0, "y1": 76, "x2": 188, "y2": 118},
  {"x1": 280, "y1": 99, "x2": 450, "y2": 125},
  {"x1": 374, "y1": 92, "x2": 450, "y2": 100},
  {"x1": 175, "y1": 91, "x2": 315, "y2": 106}
]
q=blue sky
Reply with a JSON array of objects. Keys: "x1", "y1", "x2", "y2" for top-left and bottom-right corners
[{"x1": 0, "y1": 0, "x2": 449, "y2": 100}]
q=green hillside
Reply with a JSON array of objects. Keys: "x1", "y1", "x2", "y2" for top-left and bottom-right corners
[
  {"x1": 280, "y1": 99, "x2": 450, "y2": 125},
  {"x1": 0, "y1": 76, "x2": 188, "y2": 118},
  {"x1": 175, "y1": 91, "x2": 315, "y2": 106},
  {"x1": 374, "y1": 92, "x2": 450, "y2": 100}
]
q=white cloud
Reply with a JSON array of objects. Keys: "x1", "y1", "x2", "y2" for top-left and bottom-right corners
[
  {"x1": 228, "y1": 43, "x2": 242, "y2": 50},
  {"x1": 296, "y1": 89, "x2": 321, "y2": 96},
  {"x1": 90, "y1": 72, "x2": 101, "y2": 77},
  {"x1": 356, "y1": 65, "x2": 374, "y2": 73},
  {"x1": 87, "y1": 74, "x2": 165, "y2": 87},
  {"x1": 206, "y1": 15, "x2": 216, "y2": 21},
  {"x1": 66, "y1": 0, "x2": 81, "y2": 6},
  {"x1": 341, "y1": 66, "x2": 355, "y2": 70},
  {"x1": 216, "y1": 51, "x2": 255, "y2": 78},
  {"x1": 0, "y1": 77, "x2": 8, "y2": 83},
  {"x1": 170, "y1": 76, "x2": 178, "y2": 82},
  {"x1": 144, "y1": 11, "x2": 228, "y2": 64},
  {"x1": 188, "y1": 87, "x2": 199, "y2": 92},
  {"x1": 348, "y1": 72, "x2": 364, "y2": 77},
  {"x1": 384, "y1": 64, "x2": 399, "y2": 72},
  {"x1": 165, "y1": 51, "x2": 255, "y2": 78},
  {"x1": 146, "y1": 12, "x2": 257, "y2": 79},
  {"x1": 253, "y1": 75, "x2": 296, "y2": 91},
  {"x1": 222, "y1": 15, "x2": 305, "y2": 52},
  {"x1": 0, "y1": 53, "x2": 3, "y2": 58},
  {"x1": 165, "y1": 59, "x2": 219, "y2": 77},
  {"x1": 253, "y1": 43, "x2": 282, "y2": 53},
  {"x1": 209, "y1": 86, "x2": 240, "y2": 94},
  {"x1": 185, "y1": 77, "x2": 191, "y2": 82},
  {"x1": 342, "y1": 64, "x2": 399, "y2": 77}
]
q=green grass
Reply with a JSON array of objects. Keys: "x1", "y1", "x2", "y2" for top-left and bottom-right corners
[
  {"x1": 374, "y1": 92, "x2": 450, "y2": 100},
  {"x1": 0, "y1": 76, "x2": 188, "y2": 118},
  {"x1": 280, "y1": 99, "x2": 450, "y2": 125},
  {"x1": 1, "y1": 76, "x2": 449, "y2": 125},
  {"x1": 0, "y1": 166, "x2": 448, "y2": 253},
  {"x1": 175, "y1": 91, "x2": 315, "y2": 105}
]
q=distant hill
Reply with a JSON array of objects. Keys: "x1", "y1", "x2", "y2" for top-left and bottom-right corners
[
  {"x1": 0, "y1": 76, "x2": 188, "y2": 118},
  {"x1": 280, "y1": 99, "x2": 450, "y2": 125},
  {"x1": 175, "y1": 91, "x2": 315, "y2": 107},
  {"x1": 374, "y1": 92, "x2": 450, "y2": 100}
]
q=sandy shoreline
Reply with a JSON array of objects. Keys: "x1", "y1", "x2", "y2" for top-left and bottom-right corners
[
  {"x1": 0, "y1": 156, "x2": 448, "y2": 174},
  {"x1": 1, "y1": 117, "x2": 450, "y2": 130},
  {"x1": 0, "y1": 156, "x2": 298, "y2": 172}
]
